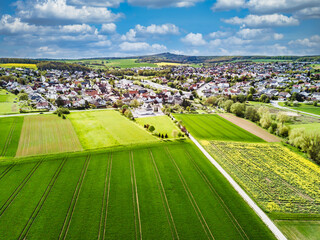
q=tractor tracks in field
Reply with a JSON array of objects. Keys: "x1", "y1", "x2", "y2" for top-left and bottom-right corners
[
  {"x1": 129, "y1": 151, "x2": 142, "y2": 240},
  {"x1": 165, "y1": 147, "x2": 215, "y2": 240},
  {"x1": 59, "y1": 155, "x2": 91, "y2": 240},
  {"x1": 184, "y1": 149, "x2": 249, "y2": 240},
  {"x1": 0, "y1": 159, "x2": 43, "y2": 218},
  {"x1": 18, "y1": 157, "x2": 68, "y2": 240},
  {"x1": 0, "y1": 118, "x2": 16, "y2": 157},
  {"x1": 98, "y1": 153, "x2": 113, "y2": 240},
  {"x1": 0, "y1": 164, "x2": 15, "y2": 181},
  {"x1": 149, "y1": 150, "x2": 179, "y2": 240}
]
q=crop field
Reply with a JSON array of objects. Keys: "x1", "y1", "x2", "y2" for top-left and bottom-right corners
[
  {"x1": 0, "y1": 142, "x2": 276, "y2": 239},
  {"x1": 15, "y1": 115, "x2": 82, "y2": 157},
  {"x1": 275, "y1": 220, "x2": 320, "y2": 240},
  {"x1": 65, "y1": 59, "x2": 157, "y2": 68},
  {"x1": 174, "y1": 114, "x2": 264, "y2": 142},
  {"x1": 0, "y1": 117, "x2": 23, "y2": 157},
  {"x1": 0, "y1": 63, "x2": 37, "y2": 69},
  {"x1": 0, "y1": 89, "x2": 19, "y2": 114},
  {"x1": 203, "y1": 141, "x2": 320, "y2": 214},
  {"x1": 278, "y1": 102, "x2": 320, "y2": 116},
  {"x1": 136, "y1": 115, "x2": 182, "y2": 138},
  {"x1": 69, "y1": 110, "x2": 158, "y2": 149}
]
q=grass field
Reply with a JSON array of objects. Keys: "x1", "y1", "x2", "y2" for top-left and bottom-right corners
[
  {"x1": 275, "y1": 220, "x2": 320, "y2": 240},
  {"x1": 278, "y1": 102, "x2": 320, "y2": 116},
  {"x1": 65, "y1": 59, "x2": 157, "y2": 68},
  {"x1": 136, "y1": 115, "x2": 182, "y2": 138},
  {"x1": 174, "y1": 114, "x2": 264, "y2": 142},
  {"x1": 203, "y1": 141, "x2": 320, "y2": 214},
  {"x1": 0, "y1": 142, "x2": 276, "y2": 239},
  {"x1": 0, "y1": 89, "x2": 19, "y2": 114},
  {"x1": 15, "y1": 115, "x2": 82, "y2": 157},
  {"x1": 69, "y1": 110, "x2": 158, "y2": 149},
  {"x1": 0, "y1": 63, "x2": 37, "y2": 69},
  {"x1": 290, "y1": 123, "x2": 320, "y2": 132},
  {"x1": 0, "y1": 117, "x2": 23, "y2": 157},
  {"x1": 155, "y1": 62, "x2": 202, "y2": 68}
]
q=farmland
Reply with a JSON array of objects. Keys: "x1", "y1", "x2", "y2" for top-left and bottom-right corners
[
  {"x1": 275, "y1": 220, "x2": 320, "y2": 240},
  {"x1": 278, "y1": 102, "x2": 320, "y2": 116},
  {"x1": 174, "y1": 114, "x2": 264, "y2": 142},
  {"x1": 202, "y1": 141, "x2": 320, "y2": 214},
  {"x1": 136, "y1": 115, "x2": 182, "y2": 138},
  {"x1": 0, "y1": 142, "x2": 276, "y2": 239},
  {"x1": 0, "y1": 117, "x2": 23, "y2": 157},
  {"x1": 0, "y1": 89, "x2": 19, "y2": 114},
  {"x1": 15, "y1": 115, "x2": 82, "y2": 157},
  {"x1": 64, "y1": 59, "x2": 157, "y2": 68},
  {"x1": 0, "y1": 63, "x2": 37, "y2": 69},
  {"x1": 69, "y1": 110, "x2": 158, "y2": 149}
]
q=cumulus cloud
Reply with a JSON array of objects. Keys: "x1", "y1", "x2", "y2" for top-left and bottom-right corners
[
  {"x1": 16, "y1": 0, "x2": 122, "y2": 24},
  {"x1": 60, "y1": 24, "x2": 95, "y2": 33},
  {"x1": 223, "y1": 14, "x2": 299, "y2": 27},
  {"x1": 135, "y1": 24, "x2": 179, "y2": 35},
  {"x1": 119, "y1": 41, "x2": 167, "y2": 52},
  {"x1": 121, "y1": 29, "x2": 137, "y2": 41},
  {"x1": 208, "y1": 31, "x2": 231, "y2": 38},
  {"x1": 100, "y1": 23, "x2": 117, "y2": 33},
  {"x1": 127, "y1": 0, "x2": 204, "y2": 8},
  {"x1": 181, "y1": 33, "x2": 206, "y2": 46},
  {"x1": 289, "y1": 35, "x2": 320, "y2": 47},
  {"x1": 0, "y1": 15, "x2": 38, "y2": 34},
  {"x1": 294, "y1": 7, "x2": 320, "y2": 19},
  {"x1": 67, "y1": 0, "x2": 124, "y2": 7},
  {"x1": 212, "y1": 0, "x2": 245, "y2": 11}
]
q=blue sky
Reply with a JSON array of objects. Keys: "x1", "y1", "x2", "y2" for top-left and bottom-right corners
[{"x1": 0, "y1": 0, "x2": 319, "y2": 58}]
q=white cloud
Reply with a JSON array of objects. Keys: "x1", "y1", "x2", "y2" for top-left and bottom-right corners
[
  {"x1": 273, "y1": 33, "x2": 284, "y2": 40},
  {"x1": 223, "y1": 14, "x2": 299, "y2": 27},
  {"x1": 121, "y1": 29, "x2": 137, "y2": 41},
  {"x1": 100, "y1": 23, "x2": 116, "y2": 33},
  {"x1": 294, "y1": 7, "x2": 320, "y2": 19},
  {"x1": 17, "y1": 0, "x2": 122, "y2": 24},
  {"x1": 127, "y1": 0, "x2": 204, "y2": 8},
  {"x1": 67, "y1": 0, "x2": 123, "y2": 7},
  {"x1": 181, "y1": 33, "x2": 206, "y2": 46},
  {"x1": 0, "y1": 15, "x2": 37, "y2": 34},
  {"x1": 119, "y1": 41, "x2": 167, "y2": 52},
  {"x1": 237, "y1": 28, "x2": 264, "y2": 39},
  {"x1": 212, "y1": 0, "x2": 245, "y2": 11},
  {"x1": 60, "y1": 24, "x2": 95, "y2": 33},
  {"x1": 135, "y1": 23, "x2": 179, "y2": 35},
  {"x1": 289, "y1": 35, "x2": 320, "y2": 47},
  {"x1": 92, "y1": 40, "x2": 112, "y2": 46},
  {"x1": 208, "y1": 31, "x2": 231, "y2": 38}
]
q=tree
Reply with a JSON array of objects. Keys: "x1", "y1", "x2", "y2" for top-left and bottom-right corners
[
  {"x1": 259, "y1": 94, "x2": 267, "y2": 103},
  {"x1": 148, "y1": 125, "x2": 155, "y2": 132},
  {"x1": 276, "y1": 112, "x2": 288, "y2": 124},
  {"x1": 55, "y1": 96, "x2": 65, "y2": 107},
  {"x1": 249, "y1": 87, "x2": 256, "y2": 95},
  {"x1": 18, "y1": 93, "x2": 28, "y2": 101},
  {"x1": 165, "y1": 133, "x2": 168, "y2": 138},
  {"x1": 130, "y1": 99, "x2": 140, "y2": 108},
  {"x1": 205, "y1": 96, "x2": 217, "y2": 106},
  {"x1": 223, "y1": 100, "x2": 233, "y2": 112},
  {"x1": 260, "y1": 112, "x2": 272, "y2": 129},
  {"x1": 231, "y1": 102, "x2": 246, "y2": 117},
  {"x1": 245, "y1": 106, "x2": 260, "y2": 122}
]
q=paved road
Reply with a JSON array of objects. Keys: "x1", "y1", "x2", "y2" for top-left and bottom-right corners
[
  {"x1": 271, "y1": 100, "x2": 320, "y2": 118},
  {"x1": 188, "y1": 134, "x2": 288, "y2": 240}
]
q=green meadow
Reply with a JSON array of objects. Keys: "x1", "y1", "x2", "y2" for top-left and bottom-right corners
[{"x1": 0, "y1": 89, "x2": 19, "y2": 114}]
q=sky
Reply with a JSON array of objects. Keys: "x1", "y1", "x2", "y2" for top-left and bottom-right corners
[{"x1": 0, "y1": 0, "x2": 319, "y2": 58}]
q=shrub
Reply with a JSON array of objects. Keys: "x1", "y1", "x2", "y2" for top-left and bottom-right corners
[
  {"x1": 231, "y1": 102, "x2": 246, "y2": 117},
  {"x1": 62, "y1": 114, "x2": 66, "y2": 119},
  {"x1": 148, "y1": 125, "x2": 155, "y2": 132},
  {"x1": 260, "y1": 112, "x2": 272, "y2": 129}
]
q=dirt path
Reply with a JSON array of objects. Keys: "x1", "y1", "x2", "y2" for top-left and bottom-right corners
[{"x1": 219, "y1": 114, "x2": 281, "y2": 142}]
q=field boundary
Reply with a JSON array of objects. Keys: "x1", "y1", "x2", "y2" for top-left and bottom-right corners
[
  {"x1": 0, "y1": 160, "x2": 43, "y2": 217},
  {"x1": 149, "y1": 150, "x2": 179, "y2": 240},
  {"x1": 188, "y1": 134, "x2": 287, "y2": 240},
  {"x1": 59, "y1": 155, "x2": 91, "y2": 240},
  {"x1": 18, "y1": 157, "x2": 67, "y2": 239},
  {"x1": 165, "y1": 147, "x2": 215, "y2": 240}
]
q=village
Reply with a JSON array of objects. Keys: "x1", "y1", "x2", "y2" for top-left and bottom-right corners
[{"x1": 0, "y1": 61, "x2": 319, "y2": 117}]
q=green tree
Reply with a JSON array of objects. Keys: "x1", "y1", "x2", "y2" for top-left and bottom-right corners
[
  {"x1": 18, "y1": 93, "x2": 28, "y2": 101},
  {"x1": 231, "y1": 102, "x2": 246, "y2": 117},
  {"x1": 148, "y1": 125, "x2": 155, "y2": 132},
  {"x1": 223, "y1": 100, "x2": 234, "y2": 112}
]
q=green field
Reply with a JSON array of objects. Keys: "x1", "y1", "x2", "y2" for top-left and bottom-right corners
[
  {"x1": 136, "y1": 115, "x2": 182, "y2": 138},
  {"x1": 16, "y1": 115, "x2": 82, "y2": 157},
  {"x1": 174, "y1": 114, "x2": 264, "y2": 142},
  {"x1": 279, "y1": 102, "x2": 320, "y2": 116},
  {"x1": 65, "y1": 59, "x2": 157, "y2": 69},
  {"x1": 203, "y1": 141, "x2": 320, "y2": 214},
  {"x1": 0, "y1": 89, "x2": 19, "y2": 114},
  {"x1": 275, "y1": 220, "x2": 320, "y2": 240},
  {"x1": 0, "y1": 142, "x2": 276, "y2": 239},
  {"x1": 0, "y1": 117, "x2": 23, "y2": 158},
  {"x1": 0, "y1": 63, "x2": 37, "y2": 69},
  {"x1": 290, "y1": 123, "x2": 320, "y2": 132},
  {"x1": 69, "y1": 110, "x2": 158, "y2": 149}
]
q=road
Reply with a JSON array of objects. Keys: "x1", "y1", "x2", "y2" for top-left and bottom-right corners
[
  {"x1": 271, "y1": 100, "x2": 320, "y2": 118},
  {"x1": 188, "y1": 134, "x2": 287, "y2": 240}
]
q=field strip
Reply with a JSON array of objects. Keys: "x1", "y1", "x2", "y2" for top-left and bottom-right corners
[
  {"x1": 0, "y1": 164, "x2": 15, "y2": 181},
  {"x1": 184, "y1": 149, "x2": 248, "y2": 240},
  {"x1": 149, "y1": 150, "x2": 179, "y2": 240},
  {"x1": 0, "y1": 118, "x2": 16, "y2": 157},
  {"x1": 188, "y1": 134, "x2": 288, "y2": 240},
  {"x1": 59, "y1": 155, "x2": 91, "y2": 240},
  {"x1": 18, "y1": 157, "x2": 68, "y2": 240},
  {"x1": 165, "y1": 147, "x2": 215, "y2": 240},
  {"x1": 0, "y1": 160, "x2": 43, "y2": 217},
  {"x1": 131, "y1": 151, "x2": 142, "y2": 240},
  {"x1": 98, "y1": 153, "x2": 113, "y2": 240}
]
